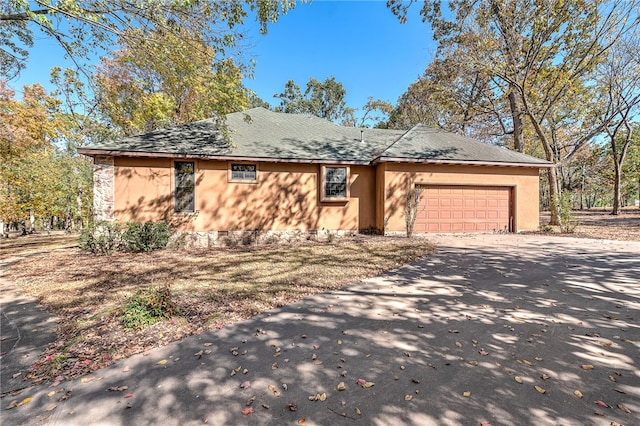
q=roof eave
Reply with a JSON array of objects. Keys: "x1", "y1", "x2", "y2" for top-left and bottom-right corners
[
  {"x1": 373, "y1": 156, "x2": 554, "y2": 168},
  {"x1": 76, "y1": 148, "x2": 370, "y2": 166}
]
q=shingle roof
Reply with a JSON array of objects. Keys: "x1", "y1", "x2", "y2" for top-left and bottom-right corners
[
  {"x1": 378, "y1": 124, "x2": 550, "y2": 166},
  {"x1": 78, "y1": 107, "x2": 551, "y2": 167}
]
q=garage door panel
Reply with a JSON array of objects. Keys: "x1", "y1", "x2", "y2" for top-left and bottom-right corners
[{"x1": 415, "y1": 185, "x2": 511, "y2": 233}]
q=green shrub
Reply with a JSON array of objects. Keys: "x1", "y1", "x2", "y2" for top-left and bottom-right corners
[
  {"x1": 79, "y1": 221, "x2": 122, "y2": 255},
  {"x1": 122, "y1": 285, "x2": 178, "y2": 330},
  {"x1": 80, "y1": 221, "x2": 171, "y2": 255},
  {"x1": 554, "y1": 192, "x2": 579, "y2": 233},
  {"x1": 122, "y1": 221, "x2": 171, "y2": 252}
]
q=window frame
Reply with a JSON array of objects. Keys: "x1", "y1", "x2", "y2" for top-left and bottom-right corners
[
  {"x1": 228, "y1": 162, "x2": 258, "y2": 183},
  {"x1": 174, "y1": 160, "x2": 195, "y2": 213},
  {"x1": 320, "y1": 165, "x2": 350, "y2": 202}
]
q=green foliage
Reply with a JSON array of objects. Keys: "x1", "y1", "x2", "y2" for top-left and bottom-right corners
[
  {"x1": 94, "y1": 24, "x2": 249, "y2": 136},
  {"x1": 122, "y1": 285, "x2": 178, "y2": 330},
  {"x1": 554, "y1": 192, "x2": 579, "y2": 233},
  {"x1": 273, "y1": 77, "x2": 355, "y2": 125},
  {"x1": 1, "y1": 1, "x2": 298, "y2": 79},
  {"x1": 79, "y1": 221, "x2": 122, "y2": 255},
  {"x1": 122, "y1": 221, "x2": 171, "y2": 252},
  {"x1": 80, "y1": 221, "x2": 172, "y2": 254}
]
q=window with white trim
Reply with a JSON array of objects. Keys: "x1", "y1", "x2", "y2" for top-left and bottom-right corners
[
  {"x1": 230, "y1": 163, "x2": 257, "y2": 181},
  {"x1": 322, "y1": 166, "x2": 348, "y2": 200}
]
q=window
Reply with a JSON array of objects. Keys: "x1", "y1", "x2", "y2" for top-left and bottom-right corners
[
  {"x1": 323, "y1": 166, "x2": 348, "y2": 200},
  {"x1": 230, "y1": 163, "x2": 257, "y2": 181},
  {"x1": 174, "y1": 161, "x2": 195, "y2": 212}
]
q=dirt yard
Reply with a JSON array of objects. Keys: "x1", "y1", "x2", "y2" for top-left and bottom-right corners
[{"x1": 539, "y1": 207, "x2": 640, "y2": 241}]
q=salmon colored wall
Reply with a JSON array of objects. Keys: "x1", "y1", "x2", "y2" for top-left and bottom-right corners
[
  {"x1": 112, "y1": 158, "x2": 376, "y2": 232},
  {"x1": 112, "y1": 157, "x2": 540, "y2": 233},
  {"x1": 114, "y1": 157, "x2": 173, "y2": 222},
  {"x1": 381, "y1": 163, "x2": 541, "y2": 232}
]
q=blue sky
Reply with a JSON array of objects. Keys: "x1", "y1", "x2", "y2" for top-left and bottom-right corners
[{"x1": 10, "y1": 1, "x2": 435, "y2": 122}]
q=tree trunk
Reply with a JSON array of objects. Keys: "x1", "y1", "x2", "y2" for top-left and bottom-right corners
[
  {"x1": 612, "y1": 159, "x2": 622, "y2": 215},
  {"x1": 524, "y1": 107, "x2": 560, "y2": 225},
  {"x1": 508, "y1": 89, "x2": 524, "y2": 153}
]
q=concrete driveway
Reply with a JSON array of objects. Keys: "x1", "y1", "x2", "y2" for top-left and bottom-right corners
[{"x1": 1, "y1": 234, "x2": 639, "y2": 425}]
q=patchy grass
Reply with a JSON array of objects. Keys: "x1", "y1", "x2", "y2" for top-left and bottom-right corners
[{"x1": 5, "y1": 236, "x2": 434, "y2": 384}]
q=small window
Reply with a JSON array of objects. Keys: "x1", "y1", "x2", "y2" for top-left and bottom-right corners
[
  {"x1": 230, "y1": 163, "x2": 257, "y2": 181},
  {"x1": 322, "y1": 166, "x2": 348, "y2": 200},
  {"x1": 175, "y1": 161, "x2": 195, "y2": 212}
]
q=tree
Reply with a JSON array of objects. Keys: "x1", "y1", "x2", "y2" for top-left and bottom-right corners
[
  {"x1": 592, "y1": 35, "x2": 640, "y2": 214},
  {"x1": 95, "y1": 24, "x2": 249, "y2": 135},
  {"x1": 274, "y1": 76, "x2": 356, "y2": 125},
  {"x1": 388, "y1": 0, "x2": 640, "y2": 224},
  {"x1": 1, "y1": 0, "x2": 297, "y2": 79},
  {"x1": 0, "y1": 80, "x2": 93, "y2": 234}
]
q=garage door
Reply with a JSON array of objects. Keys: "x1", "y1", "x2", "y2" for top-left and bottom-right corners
[{"x1": 414, "y1": 185, "x2": 512, "y2": 233}]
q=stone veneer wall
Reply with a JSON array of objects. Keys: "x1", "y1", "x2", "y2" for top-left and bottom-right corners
[
  {"x1": 171, "y1": 229, "x2": 359, "y2": 248},
  {"x1": 93, "y1": 156, "x2": 115, "y2": 221}
]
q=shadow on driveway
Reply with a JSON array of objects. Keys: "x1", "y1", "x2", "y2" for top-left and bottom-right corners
[{"x1": 1, "y1": 235, "x2": 638, "y2": 426}]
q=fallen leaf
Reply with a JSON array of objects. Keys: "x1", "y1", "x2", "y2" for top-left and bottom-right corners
[
  {"x1": 268, "y1": 384, "x2": 281, "y2": 397},
  {"x1": 581, "y1": 364, "x2": 594, "y2": 370},
  {"x1": 535, "y1": 357, "x2": 543, "y2": 362},
  {"x1": 356, "y1": 378, "x2": 366, "y2": 386},
  {"x1": 261, "y1": 403, "x2": 270, "y2": 409},
  {"x1": 514, "y1": 376, "x2": 523, "y2": 384},
  {"x1": 540, "y1": 373, "x2": 551, "y2": 381},
  {"x1": 240, "y1": 381, "x2": 251, "y2": 389},
  {"x1": 355, "y1": 407, "x2": 362, "y2": 415},
  {"x1": 45, "y1": 404, "x2": 57, "y2": 411},
  {"x1": 156, "y1": 359, "x2": 168, "y2": 365},
  {"x1": 203, "y1": 342, "x2": 213, "y2": 347},
  {"x1": 455, "y1": 342, "x2": 462, "y2": 348},
  {"x1": 313, "y1": 344, "x2": 320, "y2": 350},
  {"x1": 574, "y1": 390, "x2": 583, "y2": 399},
  {"x1": 5, "y1": 400, "x2": 19, "y2": 410},
  {"x1": 523, "y1": 360, "x2": 532, "y2": 366},
  {"x1": 107, "y1": 386, "x2": 128, "y2": 392},
  {"x1": 287, "y1": 403, "x2": 297, "y2": 411},
  {"x1": 534, "y1": 386, "x2": 546, "y2": 394},
  {"x1": 609, "y1": 375, "x2": 617, "y2": 382},
  {"x1": 449, "y1": 329, "x2": 459, "y2": 333},
  {"x1": 124, "y1": 393, "x2": 134, "y2": 398},
  {"x1": 479, "y1": 349, "x2": 489, "y2": 356},
  {"x1": 463, "y1": 391, "x2": 471, "y2": 397},
  {"x1": 363, "y1": 382, "x2": 375, "y2": 388},
  {"x1": 405, "y1": 394, "x2": 413, "y2": 401},
  {"x1": 613, "y1": 388, "x2": 625, "y2": 394},
  {"x1": 298, "y1": 418, "x2": 306, "y2": 425},
  {"x1": 594, "y1": 400, "x2": 609, "y2": 408},
  {"x1": 241, "y1": 407, "x2": 253, "y2": 415},
  {"x1": 246, "y1": 396, "x2": 256, "y2": 406},
  {"x1": 480, "y1": 422, "x2": 492, "y2": 426},
  {"x1": 617, "y1": 404, "x2": 631, "y2": 414},
  {"x1": 337, "y1": 382, "x2": 345, "y2": 391}
]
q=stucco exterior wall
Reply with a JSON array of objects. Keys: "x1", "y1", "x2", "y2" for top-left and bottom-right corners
[
  {"x1": 111, "y1": 158, "x2": 376, "y2": 233},
  {"x1": 109, "y1": 157, "x2": 541, "y2": 235},
  {"x1": 380, "y1": 163, "x2": 541, "y2": 233}
]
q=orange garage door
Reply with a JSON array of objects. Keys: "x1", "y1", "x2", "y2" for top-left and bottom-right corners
[{"x1": 414, "y1": 185, "x2": 512, "y2": 233}]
